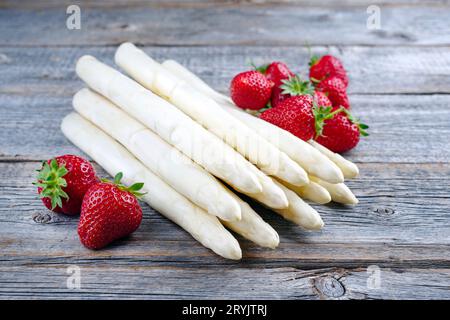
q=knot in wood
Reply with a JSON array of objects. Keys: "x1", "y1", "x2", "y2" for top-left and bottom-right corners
[
  {"x1": 314, "y1": 276, "x2": 345, "y2": 298},
  {"x1": 374, "y1": 207, "x2": 395, "y2": 215},
  {"x1": 32, "y1": 212, "x2": 52, "y2": 224}
]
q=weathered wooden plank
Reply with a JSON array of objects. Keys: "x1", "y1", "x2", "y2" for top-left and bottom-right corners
[
  {"x1": 0, "y1": 265, "x2": 448, "y2": 299},
  {"x1": 2, "y1": 0, "x2": 448, "y2": 10},
  {"x1": 1, "y1": 5, "x2": 450, "y2": 46},
  {"x1": 1, "y1": 162, "x2": 449, "y2": 269},
  {"x1": 1, "y1": 92, "x2": 449, "y2": 163},
  {"x1": 1, "y1": 46, "x2": 450, "y2": 96}
]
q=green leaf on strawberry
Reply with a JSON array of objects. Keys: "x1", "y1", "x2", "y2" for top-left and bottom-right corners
[
  {"x1": 280, "y1": 75, "x2": 314, "y2": 96},
  {"x1": 34, "y1": 159, "x2": 69, "y2": 209},
  {"x1": 103, "y1": 172, "x2": 147, "y2": 198}
]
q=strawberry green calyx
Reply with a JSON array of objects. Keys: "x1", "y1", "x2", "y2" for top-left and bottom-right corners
[
  {"x1": 34, "y1": 159, "x2": 69, "y2": 209},
  {"x1": 309, "y1": 55, "x2": 319, "y2": 67},
  {"x1": 342, "y1": 109, "x2": 369, "y2": 137},
  {"x1": 103, "y1": 172, "x2": 146, "y2": 198},
  {"x1": 313, "y1": 105, "x2": 344, "y2": 138},
  {"x1": 280, "y1": 75, "x2": 314, "y2": 97},
  {"x1": 310, "y1": 77, "x2": 322, "y2": 85},
  {"x1": 250, "y1": 61, "x2": 269, "y2": 74}
]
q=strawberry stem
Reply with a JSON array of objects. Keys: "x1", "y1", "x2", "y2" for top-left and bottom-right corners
[
  {"x1": 34, "y1": 159, "x2": 69, "y2": 210},
  {"x1": 313, "y1": 105, "x2": 344, "y2": 138},
  {"x1": 280, "y1": 75, "x2": 314, "y2": 96},
  {"x1": 341, "y1": 109, "x2": 370, "y2": 137},
  {"x1": 249, "y1": 61, "x2": 269, "y2": 74},
  {"x1": 105, "y1": 172, "x2": 147, "y2": 198},
  {"x1": 309, "y1": 55, "x2": 319, "y2": 67}
]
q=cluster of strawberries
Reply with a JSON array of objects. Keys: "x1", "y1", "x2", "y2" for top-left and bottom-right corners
[
  {"x1": 35, "y1": 155, "x2": 144, "y2": 249},
  {"x1": 230, "y1": 55, "x2": 368, "y2": 153}
]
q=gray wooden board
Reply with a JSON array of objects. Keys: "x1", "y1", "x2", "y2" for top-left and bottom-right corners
[
  {"x1": 3, "y1": 0, "x2": 450, "y2": 9},
  {"x1": 1, "y1": 5, "x2": 450, "y2": 46},
  {"x1": 1, "y1": 1, "x2": 450, "y2": 300},
  {"x1": 1, "y1": 266, "x2": 449, "y2": 299},
  {"x1": 1, "y1": 161, "x2": 450, "y2": 299},
  {"x1": 2, "y1": 92, "x2": 450, "y2": 163},
  {"x1": 2, "y1": 46, "x2": 450, "y2": 95},
  {"x1": 2, "y1": 161, "x2": 450, "y2": 265}
]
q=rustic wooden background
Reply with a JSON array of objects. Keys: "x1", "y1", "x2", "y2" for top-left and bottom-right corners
[{"x1": 1, "y1": 0, "x2": 450, "y2": 299}]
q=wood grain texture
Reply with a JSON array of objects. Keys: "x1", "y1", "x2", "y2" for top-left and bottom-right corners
[
  {"x1": 3, "y1": 0, "x2": 449, "y2": 10},
  {"x1": 1, "y1": 46, "x2": 450, "y2": 96},
  {"x1": 1, "y1": 5, "x2": 450, "y2": 46},
  {"x1": 1, "y1": 1, "x2": 450, "y2": 300},
  {"x1": 1, "y1": 161, "x2": 450, "y2": 298},
  {"x1": 1, "y1": 265, "x2": 449, "y2": 299},
  {"x1": 2, "y1": 162, "x2": 449, "y2": 268},
  {"x1": 1, "y1": 92, "x2": 450, "y2": 163}
]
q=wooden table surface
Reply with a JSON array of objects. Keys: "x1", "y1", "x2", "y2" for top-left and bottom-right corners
[{"x1": 1, "y1": 0, "x2": 450, "y2": 300}]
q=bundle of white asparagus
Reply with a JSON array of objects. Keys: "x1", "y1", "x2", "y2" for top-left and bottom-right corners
[{"x1": 61, "y1": 42, "x2": 360, "y2": 260}]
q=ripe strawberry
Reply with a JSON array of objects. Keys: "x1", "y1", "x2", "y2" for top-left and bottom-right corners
[
  {"x1": 261, "y1": 61, "x2": 294, "y2": 108},
  {"x1": 78, "y1": 172, "x2": 144, "y2": 249},
  {"x1": 314, "y1": 90, "x2": 332, "y2": 107},
  {"x1": 230, "y1": 71, "x2": 273, "y2": 110},
  {"x1": 272, "y1": 75, "x2": 332, "y2": 108},
  {"x1": 265, "y1": 61, "x2": 295, "y2": 87},
  {"x1": 35, "y1": 155, "x2": 98, "y2": 215},
  {"x1": 260, "y1": 95, "x2": 315, "y2": 141},
  {"x1": 309, "y1": 54, "x2": 348, "y2": 88},
  {"x1": 271, "y1": 86, "x2": 288, "y2": 108},
  {"x1": 315, "y1": 108, "x2": 369, "y2": 153},
  {"x1": 271, "y1": 75, "x2": 312, "y2": 108},
  {"x1": 315, "y1": 76, "x2": 350, "y2": 109}
]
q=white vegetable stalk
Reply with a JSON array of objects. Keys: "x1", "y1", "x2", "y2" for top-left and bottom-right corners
[
  {"x1": 61, "y1": 113, "x2": 242, "y2": 260},
  {"x1": 115, "y1": 42, "x2": 309, "y2": 187},
  {"x1": 281, "y1": 180, "x2": 332, "y2": 205},
  {"x1": 243, "y1": 170, "x2": 288, "y2": 209},
  {"x1": 221, "y1": 184, "x2": 280, "y2": 249},
  {"x1": 310, "y1": 176, "x2": 358, "y2": 205},
  {"x1": 309, "y1": 140, "x2": 359, "y2": 179},
  {"x1": 75, "y1": 56, "x2": 289, "y2": 210},
  {"x1": 159, "y1": 59, "x2": 345, "y2": 184},
  {"x1": 73, "y1": 88, "x2": 241, "y2": 222},
  {"x1": 272, "y1": 180, "x2": 324, "y2": 230},
  {"x1": 163, "y1": 59, "x2": 233, "y2": 106},
  {"x1": 75, "y1": 55, "x2": 263, "y2": 195}
]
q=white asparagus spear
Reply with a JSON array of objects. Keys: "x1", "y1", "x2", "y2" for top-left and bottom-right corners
[
  {"x1": 272, "y1": 180, "x2": 324, "y2": 230},
  {"x1": 115, "y1": 43, "x2": 309, "y2": 187},
  {"x1": 76, "y1": 56, "x2": 288, "y2": 209},
  {"x1": 160, "y1": 59, "x2": 345, "y2": 184},
  {"x1": 73, "y1": 88, "x2": 241, "y2": 221},
  {"x1": 75, "y1": 56, "x2": 262, "y2": 195},
  {"x1": 310, "y1": 176, "x2": 358, "y2": 205},
  {"x1": 163, "y1": 59, "x2": 233, "y2": 106},
  {"x1": 61, "y1": 113, "x2": 242, "y2": 260},
  {"x1": 309, "y1": 140, "x2": 359, "y2": 179},
  {"x1": 221, "y1": 184, "x2": 279, "y2": 249},
  {"x1": 244, "y1": 170, "x2": 288, "y2": 209},
  {"x1": 281, "y1": 180, "x2": 332, "y2": 205}
]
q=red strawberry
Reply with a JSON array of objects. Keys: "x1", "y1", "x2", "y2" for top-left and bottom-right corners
[
  {"x1": 272, "y1": 75, "x2": 332, "y2": 108},
  {"x1": 315, "y1": 108, "x2": 369, "y2": 153},
  {"x1": 271, "y1": 86, "x2": 288, "y2": 108},
  {"x1": 78, "y1": 172, "x2": 144, "y2": 249},
  {"x1": 265, "y1": 61, "x2": 294, "y2": 87},
  {"x1": 272, "y1": 75, "x2": 314, "y2": 108},
  {"x1": 314, "y1": 91, "x2": 332, "y2": 107},
  {"x1": 230, "y1": 71, "x2": 273, "y2": 110},
  {"x1": 309, "y1": 54, "x2": 349, "y2": 88},
  {"x1": 260, "y1": 95, "x2": 317, "y2": 141},
  {"x1": 263, "y1": 62, "x2": 295, "y2": 108},
  {"x1": 316, "y1": 76, "x2": 350, "y2": 109},
  {"x1": 35, "y1": 155, "x2": 98, "y2": 215}
]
